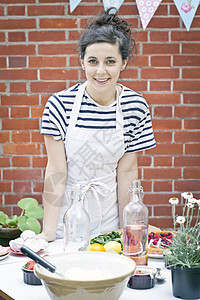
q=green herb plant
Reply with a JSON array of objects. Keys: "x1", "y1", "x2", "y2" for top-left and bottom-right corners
[
  {"x1": 0, "y1": 198, "x2": 44, "y2": 234},
  {"x1": 165, "y1": 193, "x2": 200, "y2": 269}
]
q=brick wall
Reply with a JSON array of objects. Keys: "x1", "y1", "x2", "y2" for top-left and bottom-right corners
[{"x1": 0, "y1": 0, "x2": 200, "y2": 229}]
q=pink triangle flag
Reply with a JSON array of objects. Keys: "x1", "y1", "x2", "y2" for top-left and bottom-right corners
[
  {"x1": 173, "y1": 0, "x2": 200, "y2": 31},
  {"x1": 136, "y1": 0, "x2": 162, "y2": 30}
]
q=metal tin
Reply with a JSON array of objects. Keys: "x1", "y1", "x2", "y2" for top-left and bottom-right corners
[
  {"x1": 127, "y1": 266, "x2": 156, "y2": 289},
  {"x1": 22, "y1": 268, "x2": 42, "y2": 285}
]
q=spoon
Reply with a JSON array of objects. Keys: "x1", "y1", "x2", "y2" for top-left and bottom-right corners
[
  {"x1": 155, "y1": 268, "x2": 165, "y2": 283},
  {"x1": 20, "y1": 246, "x2": 67, "y2": 279}
]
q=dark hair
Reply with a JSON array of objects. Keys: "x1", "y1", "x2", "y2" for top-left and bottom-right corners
[{"x1": 78, "y1": 8, "x2": 135, "y2": 62}]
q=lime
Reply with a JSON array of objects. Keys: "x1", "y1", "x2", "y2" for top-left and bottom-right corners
[{"x1": 104, "y1": 241, "x2": 121, "y2": 254}]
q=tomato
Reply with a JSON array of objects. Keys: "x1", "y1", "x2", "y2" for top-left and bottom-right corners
[{"x1": 24, "y1": 260, "x2": 35, "y2": 271}]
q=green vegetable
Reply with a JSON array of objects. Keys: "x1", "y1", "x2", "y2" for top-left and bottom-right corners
[
  {"x1": 0, "y1": 198, "x2": 43, "y2": 234},
  {"x1": 90, "y1": 231, "x2": 123, "y2": 250}
]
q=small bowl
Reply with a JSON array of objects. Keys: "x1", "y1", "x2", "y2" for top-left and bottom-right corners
[
  {"x1": 128, "y1": 266, "x2": 156, "y2": 289},
  {"x1": 22, "y1": 268, "x2": 42, "y2": 285}
]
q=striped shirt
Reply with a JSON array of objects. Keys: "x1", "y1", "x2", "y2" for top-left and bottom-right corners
[{"x1": 41, "y1": 83, "x2": 156, "y2": 153}]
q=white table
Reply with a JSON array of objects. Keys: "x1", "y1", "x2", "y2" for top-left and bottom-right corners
[{"x1": 0, "y1": 239, "x2": 176, "y2": 300}]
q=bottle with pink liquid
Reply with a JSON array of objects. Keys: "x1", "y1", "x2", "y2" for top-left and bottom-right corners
[{"x1": 123, "y1": 180, "x2": 148, "y2": 265}]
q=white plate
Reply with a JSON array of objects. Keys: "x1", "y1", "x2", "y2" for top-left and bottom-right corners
[
  {"x1": 0, "y1": 252, "x2": 10, "y2": 261},
  {"x1": 148, "y1": 253, "x2": 164, "y2": 259}
]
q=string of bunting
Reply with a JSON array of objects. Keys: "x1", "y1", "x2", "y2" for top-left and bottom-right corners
[{"x1": 69, "y1": 0, "x2": 199, "y2": 31}]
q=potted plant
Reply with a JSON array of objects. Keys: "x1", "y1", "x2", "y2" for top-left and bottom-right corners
[
  {"x1": 164, "y1": 192, "x2": 200, "y2": 299},
  {"x1": 0, "y1": 197, "x2": 44, "y2": 246}
]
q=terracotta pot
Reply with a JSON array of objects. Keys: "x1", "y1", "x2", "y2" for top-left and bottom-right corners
[
  {"x1": 171, "y1": 266, "x2": 200, "y2": 299},
  {"x1": 0, "y1": 227, "x2": 21, "y2": 246}
]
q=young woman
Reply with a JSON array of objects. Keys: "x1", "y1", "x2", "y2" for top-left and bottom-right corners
[{"x1": 39, "y1": 9, "x2": 156, "y2": 241}]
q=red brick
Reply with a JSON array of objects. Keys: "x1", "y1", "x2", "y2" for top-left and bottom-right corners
[
  {"x1": 138, "y1": 156, "x2": 152, "y2": 166},
  {"x1": 148, "y1": 217, "x2": 173, "y2": 229},
  {"x1": 0, "y1": 206, "x2": 11, "y2": 216},
  {"x1": 174, "y1": 81, "x2": 200, "y2": 92},
  {"x1": 144, "y1": 193, "x2": 176, "y2": 205},
  {"x1": 154, "y1": 106, "x2": 172, "y2": 118},
  {"x1": 0, "y1": 6, "x2": 4, "y2": 16},
  {"x1": 154, "y1": 156, "x2": 172, "y2": 167},
  {"x1": 183, "y1": 94, "x2": 200, "y2": 104},
  {"x1": 13, "y1": 182, "x2": 32, "y2": 193},
  {"x1": 9, "y1": 56, "x2": 27, "y2": 68},
  {"x1": 144, "y1": 93, "x2": 181, "y2": 105},
  {"x1": 174, "y1": 132, "x2": 200, "y2": 143},
  {"x1": 0, "y1": 32, "x2": 5, "y2": 42},
  {"x1": 154, "y1": 181, "x2": 172, "y2": 192},
  {"x1": 175, "y1": 106, "x2": 200, "y2": 118},
  {"x1": 183, "y1": 168, "x2": 200, "y2": 179},
  {"x1": 28, "y1": 5, "x2": 64, "y2": 15},
  {"x1": 11, "y1": 107, "x2": 29, "y2": 118},
  {"x1": 32, "y1": 131, "x2": 44, "y2": 143},
  {"x1": 0, "y1": 82, "x2": 6, "y2": 92},
  {"x1": 143, "y1": 43, "x2": 179, "y2": 55},
  {"x1": 7, "y1": 5, "x2": 25, "y2": 15},
  {"x1": 31, "y1": 107, "x2": 44, "y2": 118},
  {"x1": 40, "y1": 18, "x2": 77, "y2": 29},
  {"x1": 2, "y1": 119, "x2": 39, "y2": 130},
  {"x1": 118, "y1": 80, "x2": 147, "y2": 92},
  {"x1": 142, "y1": 68, "x2": 179, "y2": 79},
  {"x1": 0, "y1": 57, "x2": 6, "y2": 68},
  {"x1": 8, "y1": 32, "x2": 25, "y2": 42},
  {"x1": 33, "y1": 182, "x2": 44, "y2": 193},
  {"x1": 0, "y1": 107, "x2": 9, "y2": 118},
  {"x1": 40, "y1": 69, "x2": 78, "y2": 81},
  {"x1": 182, "y1": 68, "x2": 200, "y2": 79},
  {"x1": 12, "y1": 156, "x2": 30, "y2": 167},
  {"x1": 69, "y1": 56, "x2": 80, "y2": 67},
  {"x1": 152, "y1": 119, "x2": 181, "y2": 130},
  {"x1": 120, "y1": 68, "x2": 138, "y2": 79},
  {"x1": 29, "y1": 30, "x2": 66, "y2": 42},
  {"x1": 10, "y1": 82, "x2": 27, "y2": 93},
  {"x1": 0, "y1": 18, "x2": 36, "y2": 29},
  {"x1": 144, "y1": 168, "x2": 181, "y2": 179},
  {"x1": 0, "y1": 182, "x2": 12, "y2": 193},
  {"x1": 32, "y1": 157, "x2": 47, "y2": 168},
  {"x1": 154, "y1": 205, "x2": 172, "y2": 216},
  {"x1": 150, "y1": 81, "x2": 171, "y2": 91},
  {"x1": 11, "y1": 131, "x2": 30, "y2": 143},
  {"x1": 150, "y1": 31, "x2": 169, "y2": 41},
  {"x1": 151, "y1": 56, "x2": 171, "y2": 67},
  {"x1": 182, "y1": 43, "x2": 200, "y2": 54},
  {"x1": 0, "y1": 45, "x2": 35, "y2": 56},
  {"x1": 129, "y1": 55, "x2": 149, "y2": 67},
  {"x1": 0, "y1": 157, "x2": 10, "y2": 168},
  {"x1": 38, "y1": 44, "x2": 77, "y2": 55},
  {"x1": 154, "y1": 131, "x2": 172, "y2": 143},
  {"x1": 174, "y1": 156, "x2": 200, "y2": 167},
  {"x1": 30, "y1": 81, "x2": 66, "y2": 93},
  {"x1": 185, "y1": 144, "x2": 200, "y2": 155},
  {"x1": 148, "y1": 17, "x2": 179, "y2": 29},
  {"x1": 184, "y1": 119, "x2": 200, "y2": 129},
  {"x1": 0, "y1": 69, "x2": 36, "y2": 80},
  {"x1": 171, "y1": 31, "x2": 200, "y2": 41},
  {"x1": 134, "y1": 31, "x2": 148, "y2": 43},
  {"x1": 140, "y1": 181, "x2": 152, "y2": 192},
  {"x1": 29, "y1": 56, "x2": 66, "y2": 68},
  {"x1": 0, "y1": 132, "x2": 10, "y2": 143},
  {"x1": 175, "y1": 180, "x2": 200, "y2": 192},
  {"x1": 147, "y1": 143, "x2": 183, "y2": 155},
  {"x1": 68, "y1": 30, "x2": 82, "y2": 41},
  {"x1": 173, "y1": 55, "x2": 200, "y2": 66},
  {"x1": 71, "y1": 5, "x2": 102, "y2": 16},
  {"x1": 1, "y1": 95, "x2": 39, "y2": 106},
  {"x1": 3, "y1": 169, "x2": 41, "y2": 181},
  {"x1": 3, "y1": 144, "x2": 40, "y2": 155}
]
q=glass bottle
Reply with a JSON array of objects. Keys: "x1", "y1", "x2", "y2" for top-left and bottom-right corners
[
  {"x1": 123, "y1": 180, "x2": 148, "y2": 265},
  {"x1": 63, "y1": 184, "x2": 90, "y2": 252}
]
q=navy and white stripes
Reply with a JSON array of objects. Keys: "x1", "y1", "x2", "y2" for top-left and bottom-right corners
[{"x1": 41, "y1": 83, "x2": 156, "y2": 153}]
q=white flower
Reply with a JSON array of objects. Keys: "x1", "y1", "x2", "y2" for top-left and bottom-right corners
[
  {"x1": 195, "y1": 199, "x2": 200, "y2": 206},
  {"x1": 169, "y1": 197, "x2": 179, "y2": 205},
  {"x1": 176, "y1": 216, "x2": 186, "y2": 224},
  {"x1": 181, "y1": 192, "x2": 193, "y2": 200},
  {"x1": 187, "y1": 203, "x2": 194, "y2": 209},
  {"x1": 188, "y1": 198, "x2": 196, "y2": 204}
]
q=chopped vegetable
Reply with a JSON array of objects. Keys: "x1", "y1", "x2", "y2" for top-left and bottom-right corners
[
  {"x1": 23, "y1": 261, "x2": 35, "y2": 271},
  {"x1": 90, "y1": 231, "x2": 123, "y2": 250}
]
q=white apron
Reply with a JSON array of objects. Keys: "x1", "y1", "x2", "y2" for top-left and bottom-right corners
[{"x1": 56, "y1": 81, "x2": 125, "y2": 238}]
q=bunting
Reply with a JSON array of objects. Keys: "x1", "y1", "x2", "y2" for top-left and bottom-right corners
[
  {"x1": 173, "y1": 0, "x2": 200, "y2": 31},
  {"x1": 69, "y1": 0, "x2": 200, "y2": 31},
  {"x1": 136, "y1": 0, "x2": 162, "y2": 30}
]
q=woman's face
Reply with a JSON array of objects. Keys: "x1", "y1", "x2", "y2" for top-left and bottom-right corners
[{"x1": 80, "y1": 42, "x2": 127, "y2": 102}]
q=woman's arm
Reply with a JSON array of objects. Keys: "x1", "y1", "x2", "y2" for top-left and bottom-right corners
[
  {"x1": 117, "y1": 152, "x2": 138, "y2": 228},
  {"x1": 38, "y1": 135, "x2": 67, "y2": 242}
]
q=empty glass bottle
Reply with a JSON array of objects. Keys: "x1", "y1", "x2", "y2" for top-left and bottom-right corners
[
  {"x1": 123, "y1": 180, "x2": 148, "y2": 265},
  {"x1": 63, "y1": 184, "x2": 90, "y2": 252}
]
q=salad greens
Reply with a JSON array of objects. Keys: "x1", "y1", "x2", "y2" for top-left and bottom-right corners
[{"x1": 90, "y1": 231, "x2": 123, "y2": 249}]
